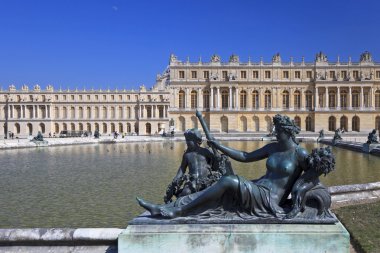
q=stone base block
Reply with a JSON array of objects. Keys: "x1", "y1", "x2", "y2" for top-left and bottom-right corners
[
  {"x1": 362, "y1": 143, "x2": 380, "y2": 153},
  {"x1": 118, "y1": 222, "x2": 349, "y2": 253}
]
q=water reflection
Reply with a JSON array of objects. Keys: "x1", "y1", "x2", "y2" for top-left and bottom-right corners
[{"x1": 0, "y1": 141, "x2": 379, "y2": 228}]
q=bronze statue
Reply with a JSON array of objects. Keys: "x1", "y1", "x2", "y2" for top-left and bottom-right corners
[
  {"x1": 163, "y1": 128, "x2": 222, "y2": 203},
  {"x1": 367, "y1": 129, "x2": 378, "y2": 144},
  {"x1": 32, "y1": 131, "x2": 44, "y2": 141},
  {"x1": 137, "y1": 113, "x2": 335, "y2": 222}
]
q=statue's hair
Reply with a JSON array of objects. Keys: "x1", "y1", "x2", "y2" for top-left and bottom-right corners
[
  {"x1": 306, "y1": 146, "x2": 335, "y2": 176},
  {"x1": 184, "y1": 128, "x2": 202, "y2": 144},
  {"x1": 273, "y1": 114, "x2": 300, "y2": 143}
]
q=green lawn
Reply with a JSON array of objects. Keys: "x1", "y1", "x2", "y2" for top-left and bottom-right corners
[{"x1": 335, "y1": 201, "x2": 380, "y2": 253}]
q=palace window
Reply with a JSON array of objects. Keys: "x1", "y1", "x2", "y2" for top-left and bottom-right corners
[
  {"x1": 79, "y1": 95, "x2": 82, "y2": 100},
  {"x1": 353, "y1": 71, "x2": 359, "y2": 79},
  {"x1": 329, "y1": 71, "x2": 335, "y2": 79},
  {"x1": 241, "y1": 71, "x2": 247, "y2": 79},
  {"x1": 179, "y1": 71, "x2": 185, "y2": 79},
  {"x1": 119, "y1": 95, "x2": 122, "y2": 101},
  {"x1": 294, "y1": 90, "x2": 301, "y2": 109},
  {"x1": 282, "y1": 90, "x2": 289, "y2": 109},
  {"x1": 364, "y1": 93, "x2": 369, "y2": 107},
  {"x1": 328, "y1": 116, "x2": 336, "y2": 131},
  {"x1": 341, "y1": 71, "x2": 347, "y2": 79},
  {"x1": 240, "y1": 90, "x2": 247, "y2": 108},
  {"x1": 221, "y1": 90, "x2": 229, "y2": 109},
  {"x1": 295, "y1": 71, "x2": 301, "y2": 79},
  {"x1": 191, "y1": 71, "x2": 197, "y2": 79},
  {"x1": 252, "y1": 90, "x2": 259, "y2": 109},
  {"x1": 340, "y1": 90, "x2": 348, "y2": 108},
  {"x1": 352, "y1": 91, "x2": 360, "y2": 108},
  {"x1": 265, "y1": 71, "x2": 271, "y2": 79},
  {"x1": 306, "y1": 116, "x2": 313, "y2": 131},
  {"x1": 103, "y1": 95, "x2": 106, "y2": 100},
  {"x1": 253, "y1": 71, "x2": 259, "y2": 79},
  {"x1": 71, "y1": 95, "x2": 74, "y2": 100},
  {"x1": 127, "y1": 95, "x2": 130, "y2": 100},
  {"x1": 375, "y1": 90, "x2": 380, "y2": 108},
  {"x1": 111, "y1": 95, "x2": 115, "y2": 100},
  {"x1": 328, "y1": 91, "x2": 336, "y2": 108},
  {"x1": 55, "y1": 95, "x2": 58, "y2": 100},
  {"x1": 203, "y1": 71, "x2": 209, "y2": 79},
  {"x1": 63, "y1": 95, "x2": 67, "y2": 100},
  {"x1": 190, "y1": 90, "x2": 197, "y2": 108},
  {"x1": 222, "y1": 71, "x2": 228, "y2": 79},
  {"x1": 264, "y1": 90, "x2": 271, "y2": 109},
  {"x1": 305, "y1": 91, "x2": 312, "y2": 109},
  {"x1": 87, "y1": 95, "x2": 90, "y2": 100},
  {"x1": 178, "y1": 90, "x2": 185, "y2": 108},
  {"x1": 203, "y1": 90, "x2": 210, "y2": 109},
  {"x1": 376, "y1": 71, "x2": 380, "y2": 79},
  {"x1": 283, "y1": 71, "x2": 289, "y2": 79},
  {"x1": 306, "y1": 71, "x2": 312, "y2": 78}
]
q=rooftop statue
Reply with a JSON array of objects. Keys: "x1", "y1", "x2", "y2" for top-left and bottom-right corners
[
  {"x1": 137, "y1": 113, "x2": 336, "y2": 223},
  {"x1": 367, "y1": 129, "x2": 378, "y2": 144}
]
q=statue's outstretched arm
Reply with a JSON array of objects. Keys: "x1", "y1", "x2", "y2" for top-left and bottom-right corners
[{"x1": 209, "y1": 140, "x2": 271, "y2": 163}]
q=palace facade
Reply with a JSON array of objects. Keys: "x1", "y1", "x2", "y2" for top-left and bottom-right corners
[{"x1": 1, "y1": 51, "x2": 380, "y2": 138}]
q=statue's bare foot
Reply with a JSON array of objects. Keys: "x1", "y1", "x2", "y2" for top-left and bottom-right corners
[
  {"x1": 159, "y1": 206, "x2": 182, "y2": 218},
  {"x1": 136, "y1": 197, "x2": 161, "y2": 216}
]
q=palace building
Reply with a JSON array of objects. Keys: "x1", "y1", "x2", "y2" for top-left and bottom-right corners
[{"x1": 1, "y1": 51, "x2": 380, "y2": 138}]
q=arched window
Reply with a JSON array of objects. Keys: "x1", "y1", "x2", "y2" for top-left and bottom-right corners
[
  {"x1": 221, "y1": 90, "x2": 229, "y2": 109},
  {"x1": 340, "y1": 90, "x2": 348, "y2": 108},
  {"x1": 352, "y1": 90, "x2": 360, "y2": 108},
  {"x1": 70, "y1": 123, "x2": 75, "y2": 131},
  {"x1": 253, "y1": 116, "x2": 259, "y2": 131},
  {"x1": 95, "y1": 107, "x2": 99, "y2": 119},
  {"x1": 264, "y1": 90, "x2": 271, "y2": 109},
  {"x1": 282, "y1": 90, "x2": 289, "y2": 109},
  {"x1": 118, "y1": 106, "x2": 123, "y2": 118},
  {"x1": 178, "y1": 116, "x2": 186, "y2": 131},
  {"x1": 79, "y1": 123, "x2": 83, "y2": 131},
  {"x1": 62, "y1": 107, "x2": 67, "y2": 118},
  {"x1": 221, "y1": 116, "x2": 228, "y2": 132},
  {"x1": 352, "y1": 116, "x2": 360, "y2": 132},
  {"x1": 102, "y1": 123, "x2": 107, "y2": 134},
  {"x1": 240, "y1": 116, "x2": 247, "y2": 131},
  {"x1": 54, "y1": 107, "x2": 59, "y2": 119},
  {"x1": 14, "y1": 123, "x2": 20, "y2": 134},
  {"x1": 203, "y1": 90, "x2": 210, "y2": 109},
  {"x1": 252, "y1": 90, "x2": 259, "y2": 109},
  {"x1": 294, "y1": 116, "x2": 301, "y2": 128},
  {"x1": 62, "y1": 123, "x2": 67, "y2": 131},
  {"x1": 375, "y1": 90, "x2": 380, "y2": 108},
  {"x1": 305, "y1": 90, "x2": 313, "y2": 109},
  {"x1": 340, "y1": 116, "x2": 348, "y2": 132},
  {"x1": 86, "y1": 107, "x2": 91, "y2": 119},
  {"x1": 126, "y1": 123, "x2": 131, "y2": 133},
  {"x1": 240, "y1": 90, "x2": 247, "y2": 109},
  {"x1": 190, "y1": 90, "x2": 197, "y2": 109},
  {"x1": 305, "y1": 116, "x2": 312, "y2": 131},
  {"x1": 191, "y1": 116, "x2": 198, "y2": 128},
  {"x1": 146, "y1": 123, "x2": 151, "y2": 135},
  {"x1": 376, "y1": 116, "x2": 380, "y2": 132},
  {"x1": 328, "y1": 116, "x2": 336, "y2": 131},
  {"x1": 179, "y1": 90, "x2": 185, "y2": 108},
  {"x1": 328, "y1": 90, "x2": 336, "y2": 108},
  {"x1": 111, "y1": 123, "x2": 115, "y2": 132},
  {"x1": 94, "y1": 123, "x2": 99, "y2": 131},
  {"x1": 294, "y1": 90, "x2": 301, "y2": 109},
  {"x1": 79, "y1": 107, "x2": 83, "y2": 118},
  {"x1": 54, "y1": 123, "x2": 59, "y2": 134},
  {"x1": 70, "y1": 107, "x2": 75, "y2": 119},
  {"x1": 111, "y1": 107, "x2": 115, "y2": 118},
  {"x1": 102, "y1": 107, "x2": 107, "y2": 118}
]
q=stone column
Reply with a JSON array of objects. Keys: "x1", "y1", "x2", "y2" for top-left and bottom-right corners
[
  {"x1": 210, "y1": 87, "x2": 214, "y2": 109},
  {"x1": 271, "y1": 87, "x2": 275, "y2": 110},
  {"x1": 34, "y1": 105, "x2": 37, "y2": 118},
  {"x1": 301, "y1": 88, "x2": 305, "y2": 110},
  {"x1": 229, "y1": 86, "x2": 232, "y2": 109},
  {"x1": 289, "y1": 88, "x2": 294, "y2": 110},
  {"x1": 315, "y1": 87, "x2": 319, "y2": 109},
  {"x1": 236, "y1": 88, "x2": 240, "y2": 110},
  {"x1": 337, "y1": 87, "x2": 341, "y2": 109},
  {"x1": 185, "y1": 88, "x2": 189, "y2": 109},
  {"x1": 325, "y1": 87, "x2": 329, "y2": 109},
  {"x1": 349, "y1": 87, "x2": 352, "y2": 109},
  {"x1": 248, "y1": 89, "x2": 253, "y2": 110},
  {"x1": 371, "y1": 87, "x2": 375, "y2": 108},
  {"x1": 198, "y1": 88, "x2": 203, "y2": 109},
  {"x1": 217, "y1": 87, "x2": 220, "y2": 109},
  {"x1": 258, "y1": 88, "x2": 263, "y2": 109},
  {"x1": 360, "y1": 86, "x2": 364, "y2": 109}
]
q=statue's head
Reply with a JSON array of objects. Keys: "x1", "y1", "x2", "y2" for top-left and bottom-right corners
[
  {"x1": 372, "y1": 129, "x2": 377, "y2": 134},
  {"x1": 273, "y1": 114, "x2": 300, "y2": 143},
  {"x1": 184, "y1": 128, "x2": 202, "y2": 145},
  {"x1": 307, "y1": 146, "x2": 335, "y2": 176}
]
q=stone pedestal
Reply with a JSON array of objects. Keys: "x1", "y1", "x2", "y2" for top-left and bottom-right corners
[
  {"x1": 118, "y1": 222, "x2": 349, "y2": 253},
  {"x1": 362, "y1": 143, "x2": 380, "y2": 153}
]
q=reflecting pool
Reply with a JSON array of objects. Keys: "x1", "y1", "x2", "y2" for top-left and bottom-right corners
[{"x1": 0, "y1": 141, "x2": 379, "y2": 228}]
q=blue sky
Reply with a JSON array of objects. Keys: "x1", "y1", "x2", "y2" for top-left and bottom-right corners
[{"x1": 0, "y1": 0, "x2": 379, "y2": 90}]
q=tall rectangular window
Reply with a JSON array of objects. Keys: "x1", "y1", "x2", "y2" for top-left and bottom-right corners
[
  {"x1": 241, "y1": 71, "x2": 247, "y2": 79},
  {"x1": 191, "y1": 71, "x2": 197, "y2": 79},
  {"x1": 376, "y1": 71, "x2": 380, "y2": 79},
  {"x1": 329, "y1": 71, "x2": 335, "y2": 79},
  {"x1": 341, "y1": 71, "x2": 347, "y2": 79},
  {"x1": 306, "y1": 71, "x2": 312, "y2": 78},
  {"x1": 179, "y1": 71, "x2": 185, "y2": 79},
  {"x1": 353, "y1": 71, "x2": 359, "y2": 79},
  {"x1": 295, "y1": 71, "x2": 301, "y2": 79},
  {"x1": 222, "y1": 71, "x2": 228, "y2": 79},
  {"x1": 283, "y1": 71, "x2": 289, "y2": 79},
  {"x1": 203, "y1": 71, "x2": 209, "y2": 79},
  {"x1": 253, "y1": 71, "x2": 259, "y2": 79},
  {"x1": 265, "y1": 71, "x2": 271, "y2": 79}
]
